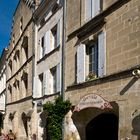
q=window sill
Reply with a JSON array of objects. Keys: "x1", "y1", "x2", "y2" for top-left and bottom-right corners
[
  {"x1": 66, "y1": 65, "x2": 137, "y2": 91},
  {"x1": 37, "y1": 46, "x2": 60, "y2": 64}
]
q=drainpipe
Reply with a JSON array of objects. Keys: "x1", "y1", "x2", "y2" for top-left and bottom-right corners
[
  {"x1": 61, "y1": 0, "x2": 66, "y2": 101},
  {"x1": 62, "y1": 0, "x2": 66, "y2": 140}
]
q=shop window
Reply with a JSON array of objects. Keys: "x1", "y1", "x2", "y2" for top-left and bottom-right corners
[{"x1": 77, "y1": 32, "x2": 106, "y2": 83}]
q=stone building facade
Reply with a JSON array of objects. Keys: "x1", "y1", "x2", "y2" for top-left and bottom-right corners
[
  {"x1": 64, "y1": 0, "x2": 140, "y2": 140},
  {"x1": 0, "y1": 48, "x2": 8, "y2": 130},
  {"x1": 0, "y1": 0, "x2": 140, "y2": 139},
  {"x1": 4, "y1": 0, "x2": 39, "y2": 139},
  {"x1": 32, "y1": 0, "x2": 63, "y2": 139}
]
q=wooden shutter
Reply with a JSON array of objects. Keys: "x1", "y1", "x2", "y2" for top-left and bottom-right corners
[
  {"x1": 77, "y1": 44, "x2": 86, "y2": 83},
  {"x1": 92, "y1": 0, "x2": 100, "y2": 17},
  {"x1": 85, "y1": 0, "x2": 92, "y2": 21},
  {"x1": 44, "y1": 30, "x2": 51, "y2": 54},
  {"x1": 33, "y1": 77, "x2": 41, "y2": 98},
  {"x1": 43, "y1": 72, "x2": 47, "y2": 95},
  {"x1": 57, "y1": 18, "x2": 62, "y2": 48},
  {"x1": 43, "y1": 70, "x2": 50, "y2": 95},
  {"x1": 98, "y1": 31, "x2": 106, "y2": 77},
  {"x1": 56, "y1": 63, "x2": 61, "y2": 92}
]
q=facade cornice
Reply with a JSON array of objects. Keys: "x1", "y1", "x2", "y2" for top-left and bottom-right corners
[{"x1": 6, "y1": 95, "x2": 32, "y2": 105}]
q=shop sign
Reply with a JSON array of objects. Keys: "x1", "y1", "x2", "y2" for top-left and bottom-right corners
[{"x1": 73, "y1": 94, "x2": 112, "y2": 112}]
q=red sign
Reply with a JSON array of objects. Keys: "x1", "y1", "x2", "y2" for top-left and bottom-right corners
[{"x1": 73, "y1": 94, "x2": 112, "y2": 112}]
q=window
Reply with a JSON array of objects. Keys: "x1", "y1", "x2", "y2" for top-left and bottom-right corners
[
  {"x1": 8, "y1": 60, "x2": 12, "y2": 78},
  {"x1": 51, "y1": 25, "x2": 57, "y2": 49},
  {"x1": 51, "y1": 67, "x2": 57, "y2": 93},
  {"x1": 39, "y1": 73, "x2": 43, "y2": 96},
  {"x1": 8, "y1": 85, "x2": 12, "y2": 103},
  {"x1": 87, "y1": 41, "x2": 98, "y2": 76},
  {"x1": 40, "y1": 36, "x2": 45, "y2": 58},
  {"x1": 85, "y1": 0, "x2": 102, "y2": 22},
  {"x1": 21, "y1": 72, "x2": 28, "y2": 97},
  {"x1": 22, "y1": 36, "x2": 28, "y2": 63},
  {"x1": 77, "y1": 32, "x2": 105, "y2": 83}
]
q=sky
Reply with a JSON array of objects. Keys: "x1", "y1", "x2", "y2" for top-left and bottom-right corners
[{"x1": 0, "y1": 0, "x2": 19, "y2": 56}]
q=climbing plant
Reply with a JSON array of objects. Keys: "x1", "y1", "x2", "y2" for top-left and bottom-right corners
[{"x1": 43, "y1": 96, "x2": 71, "y2": 140}]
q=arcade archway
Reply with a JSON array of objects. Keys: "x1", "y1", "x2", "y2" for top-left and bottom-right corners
[{"x1": 86, "y1": 113, "x2": 118, "y2": 140}]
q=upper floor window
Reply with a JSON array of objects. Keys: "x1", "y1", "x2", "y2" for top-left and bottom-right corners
[
  {"x1": 85, "y1": 0, "x2": 102, "y2": 22},
  {"x1": 8, "y1": 85, "x2": 12, "y2": 103},
  {"x1": 39, "y1": 73, "x2": 43, "y2": 96},
  {"x1": 40, "y1": 36, "x2": 45, "y2": 59},
  {"x1": 77, "y1": 31, "x2": 106, "y2": 83},
  {"x1": 38, "y1": 20, "x2": 61, "y2": 60},
  {"x1": 14, "y1": 50, "x2": 20, "y2": 71},
  {"x1": 88, "y1": 41, "x2": 98, "y2": 76},
  {"x1": 22, "y1": 36, "x2": 28, "y2": 63},
  {"x1": 21, "y1": 72, "x2": 28, "y2": 97},
  {"x1": 51, "y1": 66, "x2": 57, "y2": 94},
  {"x1": 8, "y1": 60, "x2": 12, "y2": 77},
  {"x1": 51, "y1": 25, "x2": 57, "y2": 49}
]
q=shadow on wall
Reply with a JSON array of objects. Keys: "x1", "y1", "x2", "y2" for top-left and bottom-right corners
[
  {"x1": 21, "y1": 112, "x2": 28, "y2": 137},
  {"x1": 132, "y1": 114, "x2": 140, "y2": 140},
  {"x1": 120, "y1": 77, "x2": 138, "y2": 95},
  {"x1": 39, "y1": 112, "x2": 48, "y2": 140}
]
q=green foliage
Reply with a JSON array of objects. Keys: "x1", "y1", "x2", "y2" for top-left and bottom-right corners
[{"x1": 43, "y1": 96, "x2": 71, "y2": 140}]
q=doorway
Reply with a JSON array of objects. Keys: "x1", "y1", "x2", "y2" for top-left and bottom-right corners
[{"x1": 86, "y1": 113, "x2": 118, "y2": 140}]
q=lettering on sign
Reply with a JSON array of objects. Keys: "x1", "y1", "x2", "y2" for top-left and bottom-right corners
[{"x1": 73, "y1": 94, "x2": 112, "y2": 112}]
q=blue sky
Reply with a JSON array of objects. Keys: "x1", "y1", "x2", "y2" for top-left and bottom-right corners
[{"x1": 0, "y1": 0, "x2": 19, "y2": 56}]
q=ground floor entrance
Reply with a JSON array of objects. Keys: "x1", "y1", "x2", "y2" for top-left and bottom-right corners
[{"x1": 86, "y1": 113, "x2": 118, "y2": 140}]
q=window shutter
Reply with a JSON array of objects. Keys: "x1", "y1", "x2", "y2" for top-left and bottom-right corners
[
  {"x1": 33, "y1": 77, "x2": 41, "y2": 98},
  {"x1": 92, "y1": 0, "x2": 100, "y2": 17},
  {"x1": 57, "y1": 18, "x2": 62, "y2": 48},
  {"x1": 43, "y1": 70, "x2": 49, "y2": 95},
  {"x1": 44, "y1": 31, "x2": 51, "y2": 54},
  {"x1": 77, "y1": 44, "x2": 86, "y2": 83},
  {"x1": 85, "y1": 0, "x2": 92, "y2": 21},
  {"x1": 43, "y1": 72, "x2": 47, "y2": 95},
  {"x1": 98, "y1": 31, "x2": 106, "y2": 77},
  {"x1": 56, "y1": 63, "x2": 61, "y2": 92}
]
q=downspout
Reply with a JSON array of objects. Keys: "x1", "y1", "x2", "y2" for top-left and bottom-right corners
[
  {"x1": 62, "y1": 0, "x2": 66, "y2": 140},
  {"x1": 61, "y1": 0, "x2": 66, "y2": 101}
]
